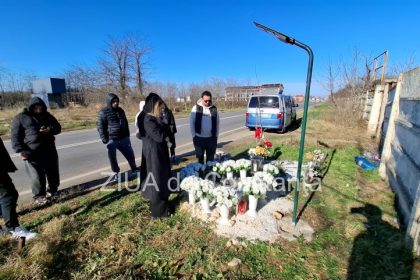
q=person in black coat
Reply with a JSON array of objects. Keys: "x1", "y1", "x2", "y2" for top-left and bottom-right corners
[
  {"x1": 97, "y1": 93, "x2": 138, "y2": 179},
  {"x1": 0, "y1": 137, "x2": 37, "y2": 240},
  {"x1": 11, "y1": 97, "x2": 61, "y2": 205},
  {"x1": 138, "y1": 93, "x2": 177, "y2": 160},
  {"x1": 137, "y1": 93, "x2": 172, "y2": 218}
]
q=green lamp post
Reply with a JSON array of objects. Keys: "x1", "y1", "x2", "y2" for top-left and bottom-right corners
[{"x1": 254, "y1": 22, "x2": 314, "y2": 225}]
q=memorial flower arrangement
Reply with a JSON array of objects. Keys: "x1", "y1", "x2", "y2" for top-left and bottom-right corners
[
  {"x1": 234, "y1": 159, "x2": 252, "y2": 171},
  {"x1": 248, "y1": 146, "x2": 270, "y2": 158},
  {"x1": 253, "y1": 171, "x2": 276, "y2": 188},
  {"x1": 304, "y1": 149, "x2": 327, "y2": 184},
  {"x1": 180, "y1": 175, "x2": 215, "y2": 200},
  {"x1": 237, "y1": 177, "x2": 268, "y2": 198},
  {"x1": 204, "y1": 161, "x2": 218, "y2": 171},
  {"x1": 212, "y1": 160, "x2": 236, "y2": 175},
  {"x1": 263, "y1": 163, "x2": 280, "y2": 176},
  {"x1": 180, "y1": 175, "x2": 201, "y2": 192},
  {"x1": 211, "y1": 186, "x2": 239, "y2": 208},
  {"x1": 195, "y1": 179, "x2": 216, "y2": 199},
  {"x1": 270, "y1": 160, "x2": 285, "y2": 174},
  {"x1": 180, "y1": 162, "x2": 204, "y2": 180},
  {"x1": 248, "y1": 127, "x2": 273, "y2": 159}
]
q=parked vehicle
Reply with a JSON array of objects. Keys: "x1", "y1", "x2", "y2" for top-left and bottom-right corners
[{"x1": 245, "y1": 94, "x2": 297, "y2": 132}]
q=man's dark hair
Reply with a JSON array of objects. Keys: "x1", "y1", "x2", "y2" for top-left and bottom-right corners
[{"x1": 201, "y1": 91, "x2": 212, "y2": 98}]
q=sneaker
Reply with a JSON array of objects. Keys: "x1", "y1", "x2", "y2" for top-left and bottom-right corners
[
  {"x1": 128, "y1": 170, "x2": 140, "y2": 180},
  {"x1": 109, "y1": 173, "x2": 120, "y2": 183},
  {"x1": 46, "y1": 192, "x2": 59, "y2": 200},
  {"x1": 35, "y1": 196, "x2": 50, "y2": 206},
  {"x1": 10, "y1": 227, "x2": 38, "y2": 241}
]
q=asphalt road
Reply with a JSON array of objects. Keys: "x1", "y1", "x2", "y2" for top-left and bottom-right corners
[
  {"x1": 4, "y1": 103, "x2": 310, "y2": 204},
  {"x1": 4, "y1": 111, "x2": 247, "y2": 203}
]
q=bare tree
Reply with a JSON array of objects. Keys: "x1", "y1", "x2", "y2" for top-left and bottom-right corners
[
  {"x1": 63, "y1": 64, "x2": 100, "y2": 92},
  {"x1": 22, "y1": 71, "x2": 38, "y2": 93},
  {"x1": 0, "y1": 66, "x2": 6, "y2": 93},
  {"x1": 99, "y1": 35, "x2": 131, "y2": 94},
  {"x1": 127, "y1": 35, "x2": 151, "y2": 98},
  {"x1": 98, "y1": 35, "x2": 151, "y2": 96},
  {"x1": 322, "y1": 60, "x2": 339, "y2": 106}
]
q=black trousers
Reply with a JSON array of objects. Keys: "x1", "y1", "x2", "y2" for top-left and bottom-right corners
[
  {"x1": 24, "y1": 149, "x2": 60, "y2": 199},
  {"x1": 193, "y1": 136, "x2": 217, "y2": 164},
  {"x1": 0, "y1": 173, "x2": 19, "y2": 231}
]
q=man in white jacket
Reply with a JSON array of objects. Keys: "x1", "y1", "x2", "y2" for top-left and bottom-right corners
[{"x1": 190, "y1": 91, "x2": 220, "y2": 164}]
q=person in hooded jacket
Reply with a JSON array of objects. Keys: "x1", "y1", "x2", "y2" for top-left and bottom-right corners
[
  {"x1": 137, "y1": 93, "x2": 172, "y2": 218},
  {"x1": 97, "y1": 93, "x2": 138, "y2": 180},
  {"x1": 190, "y1": 90, "x2": 220, "y2": 164},
  {"x1": 0, "y1": 136, "x2": 38, "y2": 240},
  {"x1": 11, "y1": 97, "x2": 61, "y2": 205}
]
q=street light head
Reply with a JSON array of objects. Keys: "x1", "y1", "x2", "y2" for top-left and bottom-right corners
[{"x1": 254, "y1": 21, "x2": 295, "y2": 45}]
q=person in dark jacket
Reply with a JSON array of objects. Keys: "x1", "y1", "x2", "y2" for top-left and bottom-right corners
[
  {"x1": 97, "y1": 93, "x2": 138, "y2": 180},
  {"x1": 137, "y1": 93, "x2": 177, "y2": 159},
  {"x1": 11, "y1": 97, "x2": 61, "y2": 205},
  {"x1": 0, "y1": 137, "x2": 38, "y2": 240},
  {"x1": 190, "y1": 91, "x2": 220, "y2": 164},
  {"x1": 137, "y1": 93, "x2": 172, "y2": 218}
]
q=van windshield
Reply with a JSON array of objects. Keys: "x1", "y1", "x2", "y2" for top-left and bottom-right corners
[{"x1": 248, "y1": 96, "x2": 279, "y2": 108}]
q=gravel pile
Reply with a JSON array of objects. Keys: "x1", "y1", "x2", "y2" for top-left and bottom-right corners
[{"x1": 181, "y1": 194, "x2": 314, "y2": 243}]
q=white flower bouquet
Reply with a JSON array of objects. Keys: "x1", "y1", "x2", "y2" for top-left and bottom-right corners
[
  {"x1": 263, "y1": 163, "x2": 280, "y2": 176},
  {"x1": 211, "y1": 186, "x2": 239, "y2": 208},
  {"x1": 237, "y1": 177, "x2": 268, "y2": 198},
  {"x1": 212, "y1": 160, "x2": 235, "y2": 175},
  {"x1": 234, "y1": 159, "x2": 252, "y2": 171},
  {"x1": 270, "y1": 160, "x2": 285, "y2": 174},
  {"x1": 248, "y1": 148, "x2": 257, "y2": 157},
  {"x1": 180, "y1": 175, "x2": 201, "y2": 192},
  {"x1": 194, "y1": 178, "x2": 215, "y2": 200},
  {"x1": 253, "y1": 171, "x2": 276, "y2": 190}
]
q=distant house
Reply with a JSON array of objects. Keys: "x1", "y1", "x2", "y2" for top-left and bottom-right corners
[
  {"x1": 176, "y1": 96, "x2": 191, "y2": 103},
  {"x1": 294, "y1": 95, "x2": 304, "y2": 103},
  {"x1": 32, "y1": 78, "x2": 66, "y2": 108},
  {"x1": 225, "y1": 83, "x2": 284, "y2": 101}
]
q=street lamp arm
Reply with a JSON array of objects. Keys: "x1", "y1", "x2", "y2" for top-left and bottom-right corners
[{"x1": 254, "y1": 22, "x2": 296, "y2": 45}]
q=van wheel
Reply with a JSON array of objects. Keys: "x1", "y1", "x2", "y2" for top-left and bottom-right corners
[{"x1": 248, "y1": 127, "x2": 255, "y2": 131}]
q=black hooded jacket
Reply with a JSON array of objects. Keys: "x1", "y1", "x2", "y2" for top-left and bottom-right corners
[
  {"x1": 0, "y1": 137, "x2": 17, "y2": 174},
  {"x1": 11, "y1": 97, "x2": 61, "y2": 159},
  {"x1": 97, "y1": 93, "x2": 130, "y2": 143}
]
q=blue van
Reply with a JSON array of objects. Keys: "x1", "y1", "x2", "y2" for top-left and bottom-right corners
[{"x1": 245, "y1": 95, "x2": 297, "y2": 132}]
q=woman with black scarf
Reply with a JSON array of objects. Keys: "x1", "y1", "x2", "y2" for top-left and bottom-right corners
[{"x1": 137, "y1": 93, "x2": 172, "y2": 218}]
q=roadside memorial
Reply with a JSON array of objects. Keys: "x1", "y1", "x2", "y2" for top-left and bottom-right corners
[{"x1": 178, "y1": 146, "x2": 325, "y2": 242}]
